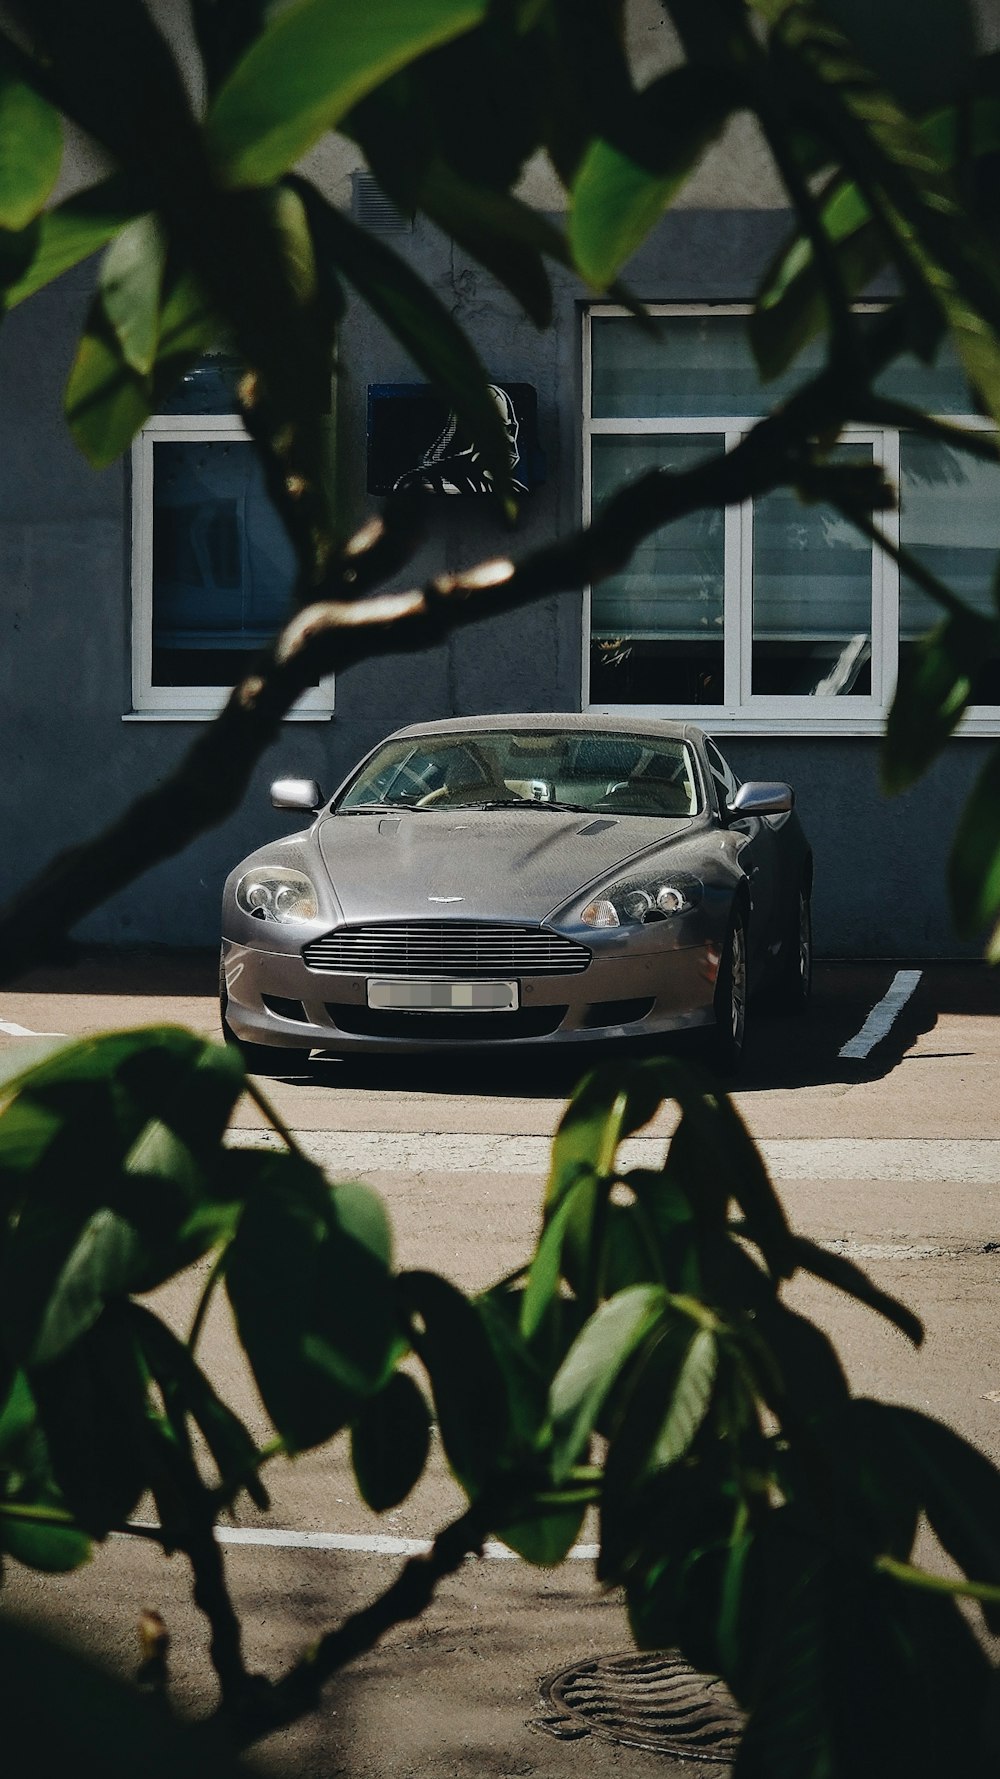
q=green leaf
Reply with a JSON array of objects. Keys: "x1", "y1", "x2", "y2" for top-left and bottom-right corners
[
  {"x1": 0, "y1": 1371, "x2": 38, "y2": 1463},
  {"x1": 545, "y1": 1060, "x2": 667, "y2": 1214},
  {"x1": 782, "y1": 1235, "x2": 924, "y2": 1347},
  {"x1": 772, "y1": 9, "x2": 1000, "y2": 425},
  {"x1": 884, "y1": 608, "x2": 998, "y2": 792},
  {"x1": 549, "y1": 1284, "x2": 668, "y2": 1482},
  {"x1": 887, "y1": 1404, "x2": 1000, "y2": 1633},
  {"x1": 749, "y1": 84, "x2": 1000, "y2": 382},
  {"x1": 65, "y1": 297, "x2": 152, "y2": 467},
  {"x1": 0, "y1": 1503, "x2": 91, "y2": 1573},
  {"x1": 570, "y1": 67, "x2": 733, "y2": 287},
  {"x1": 190, "y1": 0, "x2": 271, "y2": 99},
  {"x1": 494, "y1": 1499, "x2": 586, "y2": 1566},
  {"x1": 520, "y1": 1172, "x2": 596, "y2": 1341},
  {"x1": 119, "y1": 1034, "x2": 244, "y2": 1155},
  {"x1": 303, "y1": 196, "x2": 516, "y2": 511},
  {"x1": 332, "y1": 1180, "x2": 393, "y2": 1269},
  {"x1": 5, "y1": 175, "x2": 144, "y2": 311},
  {"x1": 666, "y1": 1070, "x2": 796, "y2": 1281},
  {"x1": 476, "y1": 1285, "x2": 549, "y2": 1451},
  {"x1": 100, "y1": 213, "x2": 166, "y2": 377},
  {"x1": 400, "y1": 1270, "x2": 509, "y2": 1496},
  {"x1": 751, "y1": 180, "x2": 886, "y2": 380},
  {"x1": 0, "y1": 74, "x2": 61, "y2": 231},
  {"x1": 0, "y1": 218, "x2": 38, "y2": 297},
  {"x1": 30, "y1": 1310, "x2": 151, "y2": 1536},
  {"x1": 820, "y1": 0, "x2": 976, "y2": 113},
  {"x1": 598, "y1": 1320, "x2": 719, "y2": 1583},
  {"x1": 154, "y1": 264, "x2": 218, "y2": 365},
  {"x1": 650, "y1": 1325, "x2": 718, "y2": 1468},
  {"x1": 351, "y1": 1370, "x2": 431, "y2": 1512},
  {"x1": 0, "y1": 1093, "x2": 64, "y2": 1190},
  {"x1": 30, "y1": 1208, "x2": 146, "y2": 1366},
  {"x1": 128, "y1": 1305, "x2": 268, "y2": 1509},
  {"x1": 947, "y1": 739, "x2": 1000, "y2": 943},
  {"x1": 225, "y1": 1152, "x2": 398, "y2": 1451},
  {"x1": 206, "y1": 0, "x2": 488, "y2": 188},
  {"x1": 730, "y1": 1554, "x2": 833, "y2": 1779}
]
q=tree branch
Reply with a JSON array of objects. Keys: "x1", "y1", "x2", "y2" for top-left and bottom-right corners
[{"x1": 227, "y1": 1503, "x2": 488, "y2": 1749}]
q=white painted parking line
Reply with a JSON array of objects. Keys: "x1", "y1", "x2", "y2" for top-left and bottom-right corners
[
  {"x1": 230, "y1": 1128, "x2": 1000, "y2": 1184},
  {"x1": 125, "y1": 1524, "x2": 599, "y2": 1562},
  {"x1": 0, "y1": 1020, "x2": 66, "y2": 1037},
  {"x1": 838, "y1": 969, "x2": 923, "y2": 1060}
]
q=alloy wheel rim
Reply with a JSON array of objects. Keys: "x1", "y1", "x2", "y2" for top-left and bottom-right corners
[
  {"x1": 731, "y1": 924, "x2": 746, "y2": 1043},
  {"x1": 798, "y1": 893, "x2": 811, "y2": 985}
]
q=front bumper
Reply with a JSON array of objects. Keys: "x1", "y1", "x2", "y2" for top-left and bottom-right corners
[{"x1": 221, "y1": 930, "x2": 720, "y2": 1055}]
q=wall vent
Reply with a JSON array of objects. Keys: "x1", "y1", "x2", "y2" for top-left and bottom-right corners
[{"x1": 352, "y1": 171, "x2": 412, "y2": 233}]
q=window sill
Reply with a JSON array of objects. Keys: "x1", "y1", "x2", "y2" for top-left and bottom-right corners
[
  {"x1": 122, "y1": 709, "x2": 335, "y2": 723},
  {"x1": 586, "y1": 706, "x2": 1000, "y2": 738}
]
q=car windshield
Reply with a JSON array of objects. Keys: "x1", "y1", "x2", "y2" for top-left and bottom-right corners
[{"x1": 336, "y1": 730, "x2": 702, "y2": 818}]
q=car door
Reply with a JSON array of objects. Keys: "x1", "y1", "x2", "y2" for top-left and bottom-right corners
[{"x1": 705, "y1": 739, "x2": 782, "y2": 981}]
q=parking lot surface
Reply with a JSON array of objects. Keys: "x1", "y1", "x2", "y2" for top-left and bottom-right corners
[{"x1": 2, "y1": 953, "x2": 999, "y2": 1776}]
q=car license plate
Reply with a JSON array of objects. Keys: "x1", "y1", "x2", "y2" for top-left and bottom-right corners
[{"x1": 367, "y1": 979, "x2": 519, "y2": 1012}]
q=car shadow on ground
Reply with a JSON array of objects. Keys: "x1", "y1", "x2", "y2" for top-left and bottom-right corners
[
  {"x1": 297, "y1": 964, "x2": 965, "y2": 1101},
  {"x1": 10, "y1": 951, "x2": 990, "y2": 1103}
]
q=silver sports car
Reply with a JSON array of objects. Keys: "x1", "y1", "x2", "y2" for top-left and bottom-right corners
[{"x1": 220, "y1": 715, "x2": 812, "y2": 1073}]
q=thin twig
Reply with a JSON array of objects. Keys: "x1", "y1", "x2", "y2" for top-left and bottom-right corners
[
  {"x1": 187, "y1": 1250, "x2": 227, "y2": 1356},
  {"x1": 241, "y1": 1077, "x2": 308, "y2": 1158},
  {"x1": 228, "y1": 1502, "x2": 488, "y2": 1748},
  {"x1": 182, "y1": 1520, "x2": 257, "y2": 1708},
  {"x1": 856, "y1": 396, "x2": 1000, "y2": 462}
]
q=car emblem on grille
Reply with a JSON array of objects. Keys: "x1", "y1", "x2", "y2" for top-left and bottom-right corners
[{"x1": 428, "y1": 895, "x2": 463, "y2": 902}]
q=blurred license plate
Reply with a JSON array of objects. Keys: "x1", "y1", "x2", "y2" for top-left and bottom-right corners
[{"x1": 367, "y1": 979, "x2": 519, "y2": 1012}]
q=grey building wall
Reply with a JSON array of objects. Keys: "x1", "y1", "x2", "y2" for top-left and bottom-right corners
[{"x1": 0, "y1": 209, "x2": 992, "y2": 958}]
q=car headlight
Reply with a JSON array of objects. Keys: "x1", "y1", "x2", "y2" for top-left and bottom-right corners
[
  {"x1": 236, "y1": 867, "x2": 318, "y2": 924},
  {"x1": 580, "y1": 875, "x2": 702, "y2": 927}
]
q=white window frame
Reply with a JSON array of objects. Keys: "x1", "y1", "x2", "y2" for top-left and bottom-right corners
[
  {"x1": 583, "y1": 303, "x2": 1000, "y2": 736},
  {"x1": 129, "y1": 413, "x2": 335, "y2": 720}
]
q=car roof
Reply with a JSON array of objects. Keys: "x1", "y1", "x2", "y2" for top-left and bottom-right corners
[{"x1": 387, "y1": 713, "x2": 705, "y2": 745}]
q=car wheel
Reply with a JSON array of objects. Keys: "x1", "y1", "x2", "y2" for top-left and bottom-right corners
[
  {"x1": 773, "y1": 879, "x2": 812, "y2": 1015},
  {"x1": 219, "y1": 971, "x2": 302, "y2": 1078},
  {"x1": 708, "y1": 903, "x2": 747, "y2": 1076}
]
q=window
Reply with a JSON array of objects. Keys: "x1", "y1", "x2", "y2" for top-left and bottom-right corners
[
  {"x1": 130, "y1": 361, "x2": 334, "y2": 718},
  {"x1": 584, "y1": 307, "x2": 1000, "y2": 733}
]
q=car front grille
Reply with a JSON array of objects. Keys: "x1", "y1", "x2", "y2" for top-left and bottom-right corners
[{"x1": 303, "y1": 921, "x2": 591, "y2": 977}]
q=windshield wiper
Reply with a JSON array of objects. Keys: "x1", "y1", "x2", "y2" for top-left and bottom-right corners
[
  {"x1": 336, "y1": 802, "x2": 434, "y2": 814},
  {"x1": 479, "y1": 798, "x2": 593, "y2": 813}
]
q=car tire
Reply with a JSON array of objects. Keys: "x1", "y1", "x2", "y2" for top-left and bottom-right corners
[
  {"x1": 773, "y1": 879, "x2": 812, "y2": 1015},
  {"x1": 708, "y1": 903, "x2": 747, "y2": 1077},
  {"x1": 219, "y1": 972, "x2": 303, "y2": 1078}
]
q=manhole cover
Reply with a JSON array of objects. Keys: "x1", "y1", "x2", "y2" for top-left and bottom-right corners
[{"x1": 532, "y1": 1650, "x2": 745, "y2": 1763}]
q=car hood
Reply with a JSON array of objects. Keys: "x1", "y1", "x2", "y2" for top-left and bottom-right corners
[{"x1": 315, "y1": 808, "x2": 694, "y2": 924}]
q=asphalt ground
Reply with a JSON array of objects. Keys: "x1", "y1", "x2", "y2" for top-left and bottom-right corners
[{"x1": 2, "y1": 954, "x2": 999, "y2": 1777}]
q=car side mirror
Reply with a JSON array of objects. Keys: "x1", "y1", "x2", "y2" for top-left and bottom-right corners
[
  {"x1": 726, "y1": 780, "x2": 794, "y2": 818},
  {"x1": 271, "y1": 777, "x2": 323, "y2": 813}
]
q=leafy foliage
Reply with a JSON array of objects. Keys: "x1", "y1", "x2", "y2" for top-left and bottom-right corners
[{"x1": 3, "y1": 1031, "x2": 1000, "y2": 1770}]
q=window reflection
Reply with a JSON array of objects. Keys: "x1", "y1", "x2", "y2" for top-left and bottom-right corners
[
  {"x1": 899, "y1": 435, "x2": 1000, "y2": 705},
  {"x1": 590, "y1": 435, "x2": 725, "y2": 705},
  {"x1": 151, "y1": 440, "x2": 296, "y2": 688},
  {"x1": 752, "y1": 444, "x2": 873, "y2": 697}
]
